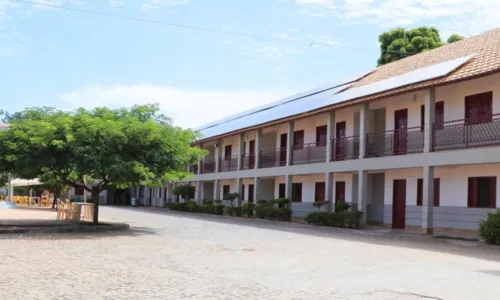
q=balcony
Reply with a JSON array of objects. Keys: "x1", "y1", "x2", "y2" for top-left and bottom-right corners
[
  {"x1": 240, "y1": 153, "x2": 256, "y2": 170},
  {"x1": 200, "y1": 158, "x2": 216, "y2": 174},
  {"x1": 292, "y1": 142, "x2": 326, "y2": 165},
  {"x1": 332, "y1": 136, "x2": 360, "y2": 161},
  {"x1": 188, "y1": 164, "x2": 198, "y2": 174},
  {"x1": 259, "y1": 147, "x2": 286, "y2": 168},
  {"x1": 434, "y1": 115, "x2": 500, "y2": 151},
  {"x1": 219, "y1": 155, "x2": 239, "y2": 172},
  {"x1": 365, "y1": 127, "x2": 424, "y2": 157}
]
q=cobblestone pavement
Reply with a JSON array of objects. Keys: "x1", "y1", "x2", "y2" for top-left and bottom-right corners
[{"x1": 1, "y1": 207, "x2": 499, "y2": 300}]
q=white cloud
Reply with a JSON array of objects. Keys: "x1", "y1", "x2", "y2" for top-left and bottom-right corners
[
  {"x1": 57, "y1": 84, "x2": 295, "y2": 129},
  {"x1": 109, "y1": 0, "x2": 124, "y2": 7},
  {"x1": 255, "y1": 45, "x2": 284, "y2": 59},
  {"x1": 141, "y1": 0, "x2": 189, "y2": 10}
]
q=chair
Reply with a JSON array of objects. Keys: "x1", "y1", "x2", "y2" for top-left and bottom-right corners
[
  {"x1": 56, "y1": 200, "x2": 69, "y2": 220},
  {"x1": 41, "y1": 196, "x2": 49, "y2": 207}
]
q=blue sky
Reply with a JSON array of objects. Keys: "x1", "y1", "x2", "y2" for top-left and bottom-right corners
[{"x1": 1, "y1": 0, "x2": 499, "y2": 128}]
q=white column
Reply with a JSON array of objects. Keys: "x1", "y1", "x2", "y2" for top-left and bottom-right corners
[
  {"x1": 285, "y1": 174, "x2": 293, "y2": 201},
  {"x1": 8, "y1": 174, "x2": 13, "y2": 202},
  {"x1": 359, "y1": 103, "x2": 369, "y2": 159},
  {"x1": 236, "y1": 178, "x2": 243, "y2": 206},
  {"x1": 214, "y1": 139, "x2": 221, "y2": 172},
  {"x1": 254, "y1": 177, "x2": 261, "y2": 202},
  {"x1": 326, "y1": 111, "x2": 336, "y2": 162},
  {"x1": 325, "y1": 172, "x2": 334, "y2": 212},
  {"x1": 196, "y1": 181, "x2": 203, "y2": 204},
  {"x1": 424, "y1": 88, "x2": 436, "y2": 153},
  {"x1": 254, "y1": 129, "x2": 262, "y2": 169},
  {"x1": 422, "y1": 166, "x2": 435, "y2": 234},
  {"x1": 172, "y1": 182, "x2": 177, "y2": 202},
  {"x1": 357, "y1": 170, "x2": 368, "y2": 225},
  {"x1": 213, "y1": 179, "x2": 221, "y2": 200},
  {"x1": 197, "y1": 144, "x2": 203, "y2": 175},
  {"x1": 166, "y1": 184, "x2": 173, "y2": 203},
  {"x1": 237, "y1": 133, "x2": 245, "y2": 170},
  {"x1": 286, "y1": 121, "x2": 294, "y2": 166}
]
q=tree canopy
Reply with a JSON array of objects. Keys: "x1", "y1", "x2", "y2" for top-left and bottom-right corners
[
  {"x1": 0, "y1": 104, "x2": 206, "y2": 222},
  {"x1": 447, "y1": 34, "x2": 464, "y2": 44},
  {"x1": 377, "y1": 27, "x2": 464, "y2": 66}
]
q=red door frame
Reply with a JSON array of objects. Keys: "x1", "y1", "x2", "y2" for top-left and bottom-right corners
[
  {"x1": 392, "y1": 179, "x2": 406, "y2": 229},
  {"x1": 335, "y1": 181, "x2": 346, "y2": 212}
]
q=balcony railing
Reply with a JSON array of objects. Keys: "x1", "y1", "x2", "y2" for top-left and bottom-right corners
[
  {"x1": 188, "y1": 164, "x2": 198, "y2": 174},
  {"x1": 332, "y1": 136, "x2": 360, "y2": 161},
  {"x1": 219, "y1": 155, "x2": 239, "y2": 172},
  {"x1": 240, "y1": 153, "x2": 256, "y2": 170},
  {"x1": 365, "y1": 126, "x2": 424, "y2": 157},
  {"x1": 434, "y1": 115, "x2": 500, "y2": 151},
  {"x1": 200, "y1": 158, "x2": 216, "y2": 174},
  {"x1": 259, "y1": 147, "x2": 287, "y2": 168},
  {"x1": 292, "y1": 142, "x2": 326, "y2": 165}
]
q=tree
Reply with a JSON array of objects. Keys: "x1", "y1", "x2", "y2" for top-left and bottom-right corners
[
  {"x1": 377, "y1": 27, "x2": 463, "y2": 66},
  {"x1": 172, "y1": 184, "x2": 195, "y2": 203},
  {"x1": 447, "y1": 34, "x2": 464, "y2": 44},
  {"x1": 0, "y1": 104, "x2": 206, "y2": 223}
]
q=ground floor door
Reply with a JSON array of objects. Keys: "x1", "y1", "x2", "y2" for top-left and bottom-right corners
[{"x1": 392, "y1": 179, "x2": 406, "y2": 229}]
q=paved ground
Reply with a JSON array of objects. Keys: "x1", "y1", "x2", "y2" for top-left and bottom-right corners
[{"x1": 0, "y1": 207, "x2": 499, "y2": 300}]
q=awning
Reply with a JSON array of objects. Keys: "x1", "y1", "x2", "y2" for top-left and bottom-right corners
[{"x1": 9, "y1": 178, "x2": 44, "y2": 187}]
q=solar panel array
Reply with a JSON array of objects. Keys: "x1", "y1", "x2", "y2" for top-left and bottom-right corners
[{"x1": 197, "y1": 54, "x2": 475, "y2": 140}]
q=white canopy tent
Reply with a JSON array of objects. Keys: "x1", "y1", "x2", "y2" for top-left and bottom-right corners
[{"x1": 7, "y1": 177, "x2": 44, "y2": 202}]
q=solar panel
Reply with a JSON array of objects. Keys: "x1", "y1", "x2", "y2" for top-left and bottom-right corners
[{"x1": 197, "y1": 54, "x2": 475, "y2": 140}]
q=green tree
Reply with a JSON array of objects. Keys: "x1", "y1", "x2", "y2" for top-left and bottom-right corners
[
  {"x1": 377, "y1": 27, "x2": 464, "y2": 66},
  {"x1": 0, "y1": 104, "x2": 206, "y2": 223},
  {"x1": 447, "y1": 34, "x2": 464, "y2": 43}
]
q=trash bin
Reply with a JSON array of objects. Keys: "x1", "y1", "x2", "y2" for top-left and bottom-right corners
[{"x1": 131, "y1": 198, "x2": 136, "y2": 206}]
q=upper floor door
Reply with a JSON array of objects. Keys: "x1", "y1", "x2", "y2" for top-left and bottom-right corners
[
  {"x1": 394, "y1": 109, "x2": 408, "y2": 155},
  {"x1": 335, "y1": 121, "x2": 346, "y2": 160}
]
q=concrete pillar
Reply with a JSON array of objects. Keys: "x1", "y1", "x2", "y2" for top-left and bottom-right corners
[
  {"x1": 197, "y1": 144, "x2": 203, "y2": 175},
  {"x1": 253, "y1": 177, "x2": 261, "y2": 202},
  {"x1": 254, "y1": 129, "x2": 262, "y2": 169},
  {"x1": 424, "y1": 88, "x2": 436, "y2": 153},
  {"x1": 214, "y1": 139, "x2": 222, "y2": 172},
  {"x1": 286, "y1": 121, "x2": 294, "y2": 166},
  {"x1": 237, "y1": 133, "x2": 245, "y2": 170},
  {"x1": 236, "y1": 178, "x2": 243, "y2": 206},
  {"x1": 284, "y1": 174, "x2": 293, "y2": 201},
  {"x1": 326, "y1": 111, "x2": 336, "y2": 162},
  {"x1": 422, "y1": 166, "x2": 435, "y2": 234},
  {"x1": 135, "y1": 184, "x2": 140, "y2": 201},
  {"x1": 172, "y1": 182, "x2": 178, "y2": 202},
  {"x1": 196, "y1": 181, "x2": 203, "y2": 204},
  {"x1": 213, "y1": 179, "x2": 221, "y2": 200},
  {"x1": 325, "y1": 172, "x2": 334, "y2": 212},
  {"x1": 359, "y1": 103, "x2": 369, "y2": 159},
  {"x1": 166, "y1": 184, "x2": 173, "y2": 203},
  {"x1": 357, "y1": 170, "x2": 368, "y2": 225}
]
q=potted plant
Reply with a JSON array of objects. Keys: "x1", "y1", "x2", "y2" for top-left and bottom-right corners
[
  {"x1": 242, "y1": 202, "x2": 255, "y2": 217},
  {"x1": 313, "y1": 201, "x2": 327, "y2": 211},
  {"x1": 335, "y1": 200, "x2": 351, "y2": 212}
]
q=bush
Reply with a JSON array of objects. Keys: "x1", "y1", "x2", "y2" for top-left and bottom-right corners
[
  {"x1": 234, "y1": 206, "x2": 243, "y2": 217},
  {"x1": 224, "y1": 206, "x2": 234, "y2": 216},
  {"x1": 255, "y1": 200, "x2": 272, "y2": 219},
  {"x1": 203, "y1": 199, "x2": 214, "y2": 206},
  {"x1": 185, "y1": 201, "x2": 199, "y2": 213},
  {"x1": 479, "y1": 210, "x2": 500, "y2": 245},
  {"x1": 242, "y1": 202, "x2": 255, "y2": 217},
  {"x1": 277, "y1": 208, "x2": 292, "y2": 221},
  {"x1": 261, "y1": 207, "x2": 292, "y2": 221},
  {"x1": 200, "y1": 205, "x2": 215, "y2": 214},
  {"x1": 274, "y1": 198, "x2": 290, "y2": 208},
  {"x1": 167, "y1": 202, "x2": 182, "y2": 211},
  {"x1": 313, "y1": 201, "x2": 327, "y2": 211},
  {"x1": 214, "y1": 204, "x2": 225, "y2": 215},
  {"x1": 335, "y1": 201, "x2": 351, "y2": 212},
  {"x1": 305, "y1": 211, "x2": 363, "y2": 229}
]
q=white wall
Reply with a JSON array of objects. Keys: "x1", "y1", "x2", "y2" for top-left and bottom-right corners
[{"x1": 384, "y1": 164, "x2": 500, "y2": 208}]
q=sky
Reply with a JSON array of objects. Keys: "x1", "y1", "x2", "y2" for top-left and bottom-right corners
[{"x1": 1, "y1": 0, "x2": 500, "y2": 129}]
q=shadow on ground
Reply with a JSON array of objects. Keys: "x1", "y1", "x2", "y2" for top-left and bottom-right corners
[
  {"x1": 0, "y1": 226, "x2": 158, "y2": 240},
  {"x1": 115, "y1": 206, "x2": 500, "y2": 263}
]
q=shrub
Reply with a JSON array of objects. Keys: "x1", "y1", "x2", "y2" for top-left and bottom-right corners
[
  {"x1": 255, "y1": 200, "x2": 272, "y2": 219},
  {"x1": 261, "y1": 207, "x2": 293, "y2": 221},
  {"x1": 214, "y1": 204, "x2": 225, "y2": 215},
  {"x1": 203, "y1": 199, "x2": 214, "y2": 206},
  {"x1": 335, "y1": 201, "x2": 351, "y2": 212},
  {"x1": 277, "y1": 208, "x2": 292, "y2": 221},
  {"x1": 224, "y1": 206, "x2": 234, "y2": 216},
  {"x1": 305, "y1": 211, "x2": 363, "y2": 229},
  {"x1": 256, "y1": 199, "x2": 268, "y2": 205},
  {"x1": 185, "y1": 201, "x2": 199, "y2": 213},
  {"x1": 214, "y1": 200, "x2": 223, "y2": 205},
  {"x1": 201, "y1": 205, "x2": 215, "y2": 214},
  {"x1": 234, "y1": 206, "x2": 243, "y2": 217},
  {"x1": 479, "y1": 210, "x2": 500, "y2": 245},
  {"x1": 167, "y1": 202, "x2": 181, "y2": 211},
  {"x1": 274, "y1": 198, "x2": 290, "y2": 208},
  {"x1": 242, "y1": 202, "x2": 255, "y2": 217},
  {"x1": 313, "y1": 201, "x2": 327, "y2": 211}
]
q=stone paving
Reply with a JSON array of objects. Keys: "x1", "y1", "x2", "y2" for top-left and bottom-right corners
[{"x1": 0, "y1": 206, "x2": 499, "y2": 300}]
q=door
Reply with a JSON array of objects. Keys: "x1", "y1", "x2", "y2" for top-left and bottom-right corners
[
  {"x1": 394, "y1": 109, "x2": 408, "y2": 155},
  {"x1": 278, "y1": 183, "x2": 286, "y2": 199},
  {"x1": 279, "y1": 133, "x2": 287, "y2": 166},
  {"x1": 335, "y1": 122, "x2": 346, "y2": 160},
  {"x1": 292, "y1": 183, "x2": 302, "y2": 202},
  {"x1": 314, "y1": 182, "x2": 325, "y2": 202},
  {"x1": 248, "y1": 184, "x2": 255, "y2": 202},
  {"x1": 316, "y1": 125, "x2": 327, "y2": 147},
  {"x1": 293, "y1": 130, "x2": 305, "y2": 149},
  {"x1": 249, "y1": 140, "x2": 255, "y2": 169},
  {"x1": 335, "y1": 181, "x2": 346, "y2": 212},
  {"x1": 392, "y1": 179, "x2": 407, "y2": 229}
]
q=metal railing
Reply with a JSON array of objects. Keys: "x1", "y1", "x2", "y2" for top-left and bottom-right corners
[
  {"x1": 365, "y1": 126, "x2": 424, "y2": 157},
  {"x1": 292, "y1": 142, "x2": 326, "y2": 165},
  {"x1": 200, "y1": 158, "x2": 216, "y2": 174},
  {"x1": 219, "y1": 155, "x2": 239, "y2": 172},
  {"x1": 434, "y1": 114, "x2": 500, "y2": 151},
  {"x1": 240, "y1": 153, "x2": 256, "y2": 170},
  {"x1": 187, "y1": 164, "x2": 198, "y2": 174},
  {"x1": 332, "y1": 136, "x2": 360, "y2": 161},
  {"x1": 259, "y1": 147, "x2": 287, "y2": 168}
]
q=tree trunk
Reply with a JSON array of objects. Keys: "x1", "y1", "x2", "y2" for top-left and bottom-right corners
[
  {"x1": 52, "y1": 193, "x2": 59, "y2": 210},
  {"x1": 92, "y1": 186, "x2": 100, "y2": 224}
]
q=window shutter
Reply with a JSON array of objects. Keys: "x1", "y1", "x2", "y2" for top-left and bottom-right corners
[
  {"x1": 417, "y1": 179, "x2": 423, "y2": 206},
  {"x1": 434, "y1": 178, "x2": 440, "y2": 207},
  {"x1": 490, "y1": 177, "x2": 497, "y2": 208}
]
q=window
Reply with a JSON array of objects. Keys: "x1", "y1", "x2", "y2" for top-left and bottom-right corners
[
  {"x1": 316, "y1": 125, "x2": 327, "y2": 147},
  {"x1": 222, "y1": 185, "x2": 230, "y2": 198},
  {"x1": 420, "y1": 101, "x2": 444, "y2": 131},
  {"x1": 159, "y1": 188, "x2": 162, "y2": 198},
  {"x1": 293, "y1": 130, "x2": 305, "y2": 149},
  {"x1": 292, "y1": 183, "x2": 302, "y2": 202},
  {"x1": 278, "y1": 183, "x2": 286, "y2": 199},
  {"x1": 224, "y1": 145, "x2": 232, "y2": 158},
  {"x1": 465, "y1": 91, "x2": 492, "y2": 124},
  {"x1": 416, "y1": 178, "x2": 440, "y2": 207},
  {"x1": 468, "y1": 177, "x2": 496, "y2": 208},
  {"x1": 241, "y1": 184, "x2": 245, "y2": 201},
  {"x1": 248, "y1": 184, "x2": 254, "y2": 202},
  {"x1": 315, "y1": 182, "x2": 325, "y2": 202}
]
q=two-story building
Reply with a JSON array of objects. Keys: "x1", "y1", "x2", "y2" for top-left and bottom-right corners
[{"x1": 150, "y1": 28, "x2": 500, "y2": 235}]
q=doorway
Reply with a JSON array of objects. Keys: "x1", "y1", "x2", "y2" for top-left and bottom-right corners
[
  {"x1": 335, "y1": 181, "x2": 346, "y2": 212},
  {"x1": 335, "y1": 121, "x2": 346, "y2": 160},
  {"x1": 392, "y1": 179, "x2": 406, "y2": 229},
  {"x1": 279, "y1": 133, "x2": 287, "y2": 166},
  {"x1": 249, "y1": 140, "x2": 255, "y2": 169},
  {"x1": 394, "y1": 109, "x2": 408, "y2": 155}
]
